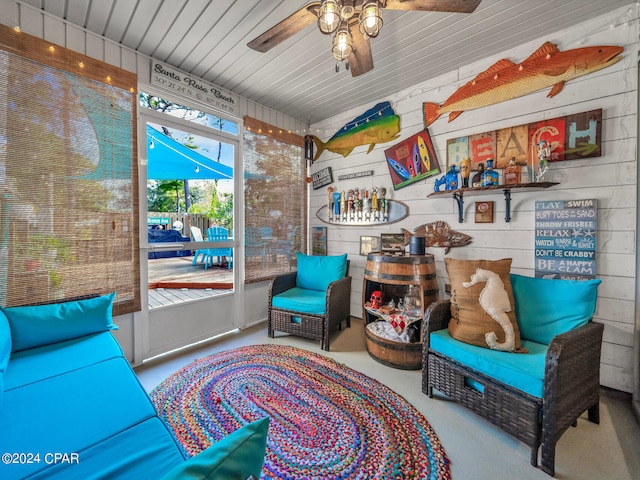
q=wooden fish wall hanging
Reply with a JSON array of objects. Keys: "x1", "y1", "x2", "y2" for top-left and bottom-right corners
[
  {"x1": 423, "y1": 41, "x2": 623, "y2": 127},
  {"x1": 310, "y1": 101, "x2": 400, "y2": 162},
  {"x1": 401, "y1": 221, "x2": 472, "y2": 254}
]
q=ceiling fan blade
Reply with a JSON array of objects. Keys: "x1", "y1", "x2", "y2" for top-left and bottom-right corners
[
  {"x1": 248, "y1": 2, "x2": 320, "y2": 53},
  {"x1": 348, "y1": 26, "x2": 374, "y2": 77},
  {"x1": 383, "y1": 0, "x2": 482, "y2": 13}
]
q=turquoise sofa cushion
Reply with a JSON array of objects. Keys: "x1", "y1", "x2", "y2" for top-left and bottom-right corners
[
  {"x1": 4, "y1": 331, "x2": 124, "y2": 391},
  {"x1": 160, "y1": 417, "x2": 270, "y2": 480},
  {"x1": 296, "y1": 252, "x2": 347, "y2": 292},
  {"x1": 30, "y1": 417, "x2": 187, "y2": 480},
  {"x1": 511, "y1": 274, "x2": 601, "y2": 345},
  {"x1": 0, "y1": 357, "x2": 156, "y2": 478},
  {"x1": 430, "y1": 329, "x2": 547, "y2": 398},
  {"x1": 272, "y1": 287, "x2": 327, "y2": 315},
  {"x1": 0, "y1": 310, "x2": 10, "y2": 406},
  {"x1": 2, "y1": 292, "x2": 117, "y2": 352}
]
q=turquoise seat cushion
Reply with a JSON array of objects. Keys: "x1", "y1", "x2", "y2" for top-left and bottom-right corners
[
  {"x1": 29, "y1": 417, "x2": 187, "y2": 480},
  {"x1": 0, "y1": 357, "x2": 156, "y2": 478},
  {"x1": 2, "y1": 292, "x2": 118, "y2": 352},
  {"x1": 160, "y1": 417, "x2": 270, "y2": 480},
  {"x1": 272, "y1": 287, "x2": 326, "y2": 315},
  {"x1": 296, "y1": 252, "x2": 347, "y2": 292},
  {"x1": 430, "y1": 329, "x2": 547, "y2": 398},
  {"x1": 511, "y1": 274, "x2": 601, "y2": 345},
  {"x1": 4, "y1": 331, "x2": 124, "y2": 390},
  {"x1": 0, "y1": 310, "x2": 10, "y2": 406}
]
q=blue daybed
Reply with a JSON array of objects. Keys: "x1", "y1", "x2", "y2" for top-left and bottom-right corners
[{"x1": 0, "y1": 293, "x2": 268, "y2": 479}]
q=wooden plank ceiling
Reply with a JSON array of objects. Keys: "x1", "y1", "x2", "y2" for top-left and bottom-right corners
[{"x1": 15, "y1": 0, "x2": 636, "y2": 124}]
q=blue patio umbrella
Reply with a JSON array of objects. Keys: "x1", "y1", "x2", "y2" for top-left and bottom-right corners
[{"x1": 146, "y1": 125, "x2": 233, "y2": 180}]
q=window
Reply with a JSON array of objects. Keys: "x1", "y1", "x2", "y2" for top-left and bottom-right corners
[
  {"x1": 140, "y1": 92, "x2": 238, "y2": 135},
  {"x1": 0, "y1": 26, "x2": 139, "y2": 315},
  {"x1": 243, "y1": 117, "x2": 306, "y2": 282}
]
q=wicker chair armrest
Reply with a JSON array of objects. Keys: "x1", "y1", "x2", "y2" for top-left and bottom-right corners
[
  {"x1": 421, "y1": 299, "x2": 451, "y2": 395},
  {"x1": 325, "y1": 275, "x2": 352, "y2": 311},
  {"x1": 422, "y1": 300, "x2": 452, "y2": 347},
  {"x1": 268, "y1": 272, "x2": 297, "y2": 299},
  {"x1": 544, "y1": 320, "x2": 604, "y2": 396}
]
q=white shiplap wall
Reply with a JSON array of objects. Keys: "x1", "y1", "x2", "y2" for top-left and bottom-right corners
[{"x1": 310, "y1": 7, "x2": 639, "y2": 393}]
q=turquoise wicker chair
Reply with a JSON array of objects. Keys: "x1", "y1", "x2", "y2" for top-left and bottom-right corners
[{"x1": 268, "y1": 253, "x2": 351, "y2": 351}]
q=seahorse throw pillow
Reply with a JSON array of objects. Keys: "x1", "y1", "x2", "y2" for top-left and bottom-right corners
[{"x1": 445, "y1": 258, "x2": 526, "y2": 353}]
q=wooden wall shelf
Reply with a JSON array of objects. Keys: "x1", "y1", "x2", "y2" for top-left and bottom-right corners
[{"x1": 427, "y1": 181, "x2": 559, "y2": 223}]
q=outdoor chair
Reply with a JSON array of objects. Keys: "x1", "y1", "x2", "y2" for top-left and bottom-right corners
[
  {"x1": 245, "y1": 227, "x2": 267, "y2": 268},
  {"x1": 190, "y1": 226, "x2": 209, "y2": 266},
  {"x1": 266, "y1": 226, "x2": 298, "y2": 267},
  {"x1": 205, "y1": 226, "x2": 233, "y2": 270},
  {"x1": 268, "y1": 252, "x2": 351, "y2": 351},
  {"x1": 422, "y1": 271, "x2": 603, "y2": 476}
]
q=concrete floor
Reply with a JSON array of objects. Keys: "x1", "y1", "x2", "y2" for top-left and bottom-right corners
[{"x1": 135, "y1": 318, "x2": 640, "y2": 480}]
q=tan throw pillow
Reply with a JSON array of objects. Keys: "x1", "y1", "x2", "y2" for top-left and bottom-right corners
[{"x1": 445, "y1": 258, "x2": 526, "y2": 353}]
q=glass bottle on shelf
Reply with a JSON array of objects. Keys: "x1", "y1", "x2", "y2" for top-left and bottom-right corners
[
  {"x1": 402, "y1": 285, "x2": 422, "y2": 319},
  {"x1": 471, "y1": 163, "x2": 484, "y2": 187},
  {"x1": 481, "y1": 159, "x2": 499, "y2": 186}
]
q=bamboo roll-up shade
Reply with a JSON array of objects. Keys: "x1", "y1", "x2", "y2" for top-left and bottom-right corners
[
  {"x1": 243, "y1": 116, "x2": 306, "y2": 283},
  {"x1": 0, "y1": 25, "x2": 140, "y2": 315}
]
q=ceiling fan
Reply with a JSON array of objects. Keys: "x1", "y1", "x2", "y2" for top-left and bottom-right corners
[{"x1": 248, "y1": 0, "x2": 482, "y2": 77}]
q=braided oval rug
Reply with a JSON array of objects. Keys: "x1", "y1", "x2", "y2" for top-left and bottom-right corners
[{"x1": 151, "y1": 344, "x2": 450, "y2": 480}]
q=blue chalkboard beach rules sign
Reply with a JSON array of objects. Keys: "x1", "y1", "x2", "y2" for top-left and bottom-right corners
[{"x1": 534, "y1": 199, "x2": 597, "y2": 280}]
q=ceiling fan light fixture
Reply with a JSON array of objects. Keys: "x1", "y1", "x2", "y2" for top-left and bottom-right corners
[
  {"x1": 360, "y1": 0, "x2": 383, "y2": 37},
  {"x1": 318, "y1": 0, "x2": 341, "y2": 34},
  {"x1": 332, "y1": 22, "x2": 353, "y2": 62}
]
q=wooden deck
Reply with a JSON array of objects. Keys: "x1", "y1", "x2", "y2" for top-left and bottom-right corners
[
  {"x1": 148, "y1": 286, "x2": 231, "y2": 309},
  {"x1": 147, "y1": 255, "x2": 233, "y2": 309},
  {"x1": 146, "y1": 253, "x2": 293, "y2": 309}
]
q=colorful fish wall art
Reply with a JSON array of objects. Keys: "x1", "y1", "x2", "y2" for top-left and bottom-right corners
[
  {"x1": 384, "y1": 129, "x2": 440, "y2": 190},
  {"x1": 423, "y1": 41, "x2": 623, "y2": 127},
  {"x1": 310, "y1": 101, "x2": 400, "y2": 162}
]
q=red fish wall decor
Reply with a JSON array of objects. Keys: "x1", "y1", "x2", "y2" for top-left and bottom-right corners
[{"x1": 423, "y1": 42, "x2": 623, "y2": 127}]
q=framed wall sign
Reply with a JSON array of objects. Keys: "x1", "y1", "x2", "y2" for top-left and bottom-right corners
[
  {"x1": 385, "y1": 129, "x2": 440, "y2": 190},
  {"x1": 475, "y1": 201, "x2": 494, "y2": 223},
  {"x1": 311, "y1": 167, "x2": 333, "y2": 190},
  {"x1": 311, "y1": 227, "x2": 327, "y2": 255},
  {"x1": 535, "y1": 199, "x2": 597, "y2": 280},
  {"x1": 380, "y1": 233, "x2": 405, "y2": 254},
  {"x1": 360, "y1": 236, "x2": 381, "y2": 256}
]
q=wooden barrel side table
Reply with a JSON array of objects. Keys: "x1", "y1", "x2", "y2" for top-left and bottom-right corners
[{"x1": 362, "y1": 253, "x2": 439, "y2": 369}]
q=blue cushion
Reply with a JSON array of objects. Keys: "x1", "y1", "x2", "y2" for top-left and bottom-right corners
[
  {"x1": 2, "y1": 292, "x2": 117, "y2": 352},
  {"x1": 296, "y1": 252, "x2": 347, "y2": 292},
  {"x1": 272, "y1": 287, "x2": 327, "y2": 315},
  {"x1": 511, "y1": 274, "x2": 601, "y2": 345},
  {"x1": 0, "y1": 357, "x2": 156, "y2": 478},
  {"x1": 430, "y1": 329, "x2": 547, "y2": 398},
  {"x1": 0, "y1": 310, "x2": 10, "y2": 406},
  {"x1": 4, "y1": 331, "x2": 124, "y2": 391},
  {"x1": 160, "y1": 417, "x2": 269, "y2": 480},
  {"x1": 30, "y1": 417, "x2": 187, "y2": 480}
]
